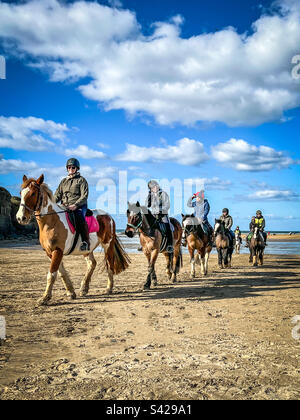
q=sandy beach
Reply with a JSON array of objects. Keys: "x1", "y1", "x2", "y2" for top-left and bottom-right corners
[{"x1": 0, "y1": 243, "x2": 299, "y2": 400}]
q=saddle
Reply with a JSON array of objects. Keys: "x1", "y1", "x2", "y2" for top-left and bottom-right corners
[{"x1": 66, "y1": 209, "x2": 99, "y2": 234}]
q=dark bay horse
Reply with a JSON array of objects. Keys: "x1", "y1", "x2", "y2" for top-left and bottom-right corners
[
  {"x1": 16, "y1": 175, "x2": 130, "y2": 305},
  {"x1": 181, "y1": 214, "x2": 212, "y2": 278},
  {"x1": 125, "y1": 202, "x2": 182, "y2": 289},
  {"x1": 214, "y1": 219, "x2": 234, "y2": 269},
  {"x1": 249, "y1": 224, "x2": 265, "y2": 266}
]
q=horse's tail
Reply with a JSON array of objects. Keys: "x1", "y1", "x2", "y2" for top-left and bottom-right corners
[{"x1": 109, "y1": 233, "x2": 131, "y2": 275}]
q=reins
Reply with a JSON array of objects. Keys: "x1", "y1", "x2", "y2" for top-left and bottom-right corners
[{"x1": 20, "y1": 183, "x2": 68, "y2": 218}]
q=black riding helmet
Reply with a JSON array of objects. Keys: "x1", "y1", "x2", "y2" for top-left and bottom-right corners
[
  {"x1": 256, "y1": 210, "x2": 262, "y2": 216},
  {"x1": 66, "y1": 158, "x2": 80, "y2": 170},
  {"x1": 222, "y1": 208, "x2": 229, "y2": 214}
]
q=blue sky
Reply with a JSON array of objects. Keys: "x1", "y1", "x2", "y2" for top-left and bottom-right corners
[{"x1": 0, "y1": 0, "x2": 300, "y2": 230}]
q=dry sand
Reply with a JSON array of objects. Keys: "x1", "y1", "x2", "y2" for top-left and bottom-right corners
[{"x1": 0, "y1": 247, "x2": 299, "y2": 400}]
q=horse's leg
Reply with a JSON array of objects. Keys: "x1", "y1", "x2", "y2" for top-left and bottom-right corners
[
  {"x1": 253, "y1": 248, "x2": 258, "y2": 266},
  {"x1": 188, "y1": 246, "x2": 195, "y2": 278},
  {"x1": 164, "y1": 252, "x2": 172, "y2": 280},
  {"x1": 204, "y1": 250, "x2": 210, "y2": 275},
  {"x1": 171, "y1": 246, "x2": 180, "y2": 283},
  {"x1": 38, "y1": 249, "x2": 63, "y2": 305},
  {"x1": 227, "y1": 248, "x2": 232, "y2": 268},
  {"x1": 260, "y1": 249, "x2": 264, "y2": 266},
  {"x1": 199, "y1": 249, "x2": 206, "y2": 276},
  {"x1": 79, "y1": 252, "x2": 97, "y2": 297},
  {"x1": 144, "y1": 249, "x2": 159, "y2": 290},
  {"x1": 217, "y1": 248, "x2": 223, "y2": 269},
  {"x1": 59, "y1": 261, "x2": 76, "y2": 300}
]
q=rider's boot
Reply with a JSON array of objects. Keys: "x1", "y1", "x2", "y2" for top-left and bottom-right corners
[
  {"x1": 165, "y1": 222, "x2": 174, "y2": 253},
  {"x1": 80, "y1": 222, "x2": 90, "y2": 252}
]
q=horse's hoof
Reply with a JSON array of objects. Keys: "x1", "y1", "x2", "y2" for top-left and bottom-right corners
[
  {"x1": 153, "y1": 281, "x2": 158, "y2": 287},
  {"x1": 143, "y1": 285, "x2": 151, "y2": 291},
  {"x1": 68, "y1": 292, "x2": 77, "y2": 300},
  {"x1": 105, "y1": 289, "x2": 113, "y2": 295},
  {"x1": 37, "y1": 296, "x2": 50, "y2": 306}
]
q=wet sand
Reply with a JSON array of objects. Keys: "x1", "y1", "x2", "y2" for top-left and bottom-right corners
[{"x1": 0, "y1": 246, "x2": 300, "y2": 400}]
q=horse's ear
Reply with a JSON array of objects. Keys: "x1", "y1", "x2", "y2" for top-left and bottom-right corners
[
  {"x1": 23, "y1": 175, "x2": 28, "y2": 182},
  {"x1": 136, "y1": 201, "x2": 140, "y2": 207},
  {"x1": 36, "y1": 174, "x2": 44, "y2": 185},
  {"x1": 181, "y1": 213, "x2": 185, "y2": 218}
]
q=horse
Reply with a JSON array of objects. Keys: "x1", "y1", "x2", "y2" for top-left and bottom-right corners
[
  {"x1": 125, "y1": 202, "x2": 183, "y2": 290},
  {"x1": 214, "y1": 219, "x2": 234, "y2": 269},
  {"x1": 249, "y1": 224, "x2": 265, "y2": 266},
  {"x1": 16, "y1": 175, "x2": 130, "y2": 305},
  {"x1": 181, "y1": 214, "x2": 212, "y2": 278},
  {"x1": 235, "y1": 232, "x2": 242, "y2": 254}
]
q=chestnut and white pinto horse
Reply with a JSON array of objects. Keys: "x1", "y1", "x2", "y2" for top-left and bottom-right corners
[
  {"x1": 17, "y1": 175, "x2": 130, "y2": 305},
  {"x1": 181, "y1": 215, "x2": 212, "y2": 278}
]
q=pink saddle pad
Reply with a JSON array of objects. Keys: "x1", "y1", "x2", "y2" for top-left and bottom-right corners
[{"x1": 66, "y1": 213, "x2": 99, "y2": 234}]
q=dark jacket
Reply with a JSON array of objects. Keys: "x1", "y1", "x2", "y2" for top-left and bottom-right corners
[
  {"x1": 54, "y1": 172, "x2": 88, "y2": 208},
  {"x1": 220, "y1": 214, "x2": 233, "y2": 230}
]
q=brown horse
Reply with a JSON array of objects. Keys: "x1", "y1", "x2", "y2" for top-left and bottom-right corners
[
  {"x1": 214, "y1": 219, "x2": 234, "y2": 269},
  {"x1": 16, "y1": 175, "x2": 130, "y2": 305},
  {"x1": 125, "y1": 202, "x2": 182, "y2": 289},
  {"x1": 181, "y1": 215, "x2": 212, "y2": 278},
  {"x1": 249, "y1": 224, "x2": 265, "y2": 266}
]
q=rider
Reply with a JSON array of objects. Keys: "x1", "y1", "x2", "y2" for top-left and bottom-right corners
[
  {"x1": 146, "y1": 180, "x2": 174, "y2": 253},
  {"x1": 220, "y1": 208, "x2": 235, "y2": 245},
  {"x1": 54, "y1": 158, "x2": 90, "y2": 251},
  {"x1": 234, "y1": 226, "x2": 242, "y2": 244},
  {"x1": 255, "y1": 210, "x2": 267, "y2": 245},
  {"x1": 182, "y1": 190, "x2": 213, "y2": 246},
  {"x1": 245, "y1": 212, "x2": 267, "y2": 247}
]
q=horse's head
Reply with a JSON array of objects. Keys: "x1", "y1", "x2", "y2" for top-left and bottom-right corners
[
  {"x1": 125, "y1": 201, "x2": 143, "y2": 237},
  {"x1": 214, "y1": 218, "x2": 223, "y2": 235},
  {"x1": 16, "y1": 174, "x2": 44, "y2": 225},
  {"x1": 181, "y1": 213, "x2": 195, "y2": 229}
]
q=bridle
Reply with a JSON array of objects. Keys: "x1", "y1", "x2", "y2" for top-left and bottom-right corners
[
  {"x1": 126, "y1": 211, "x2": 143, "y2": 232},
  {"x1": 20, "y1": 184, "x2": 67, "y2": 218}
]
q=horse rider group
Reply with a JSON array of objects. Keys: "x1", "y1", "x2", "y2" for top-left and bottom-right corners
[{"x1": 54, "y1": 158, "x2": 267, "y2": 252}]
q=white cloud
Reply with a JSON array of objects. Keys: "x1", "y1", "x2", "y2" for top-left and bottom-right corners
[
  {"x1": 248, "y1": 189, "x2": 299, "y2": 201},
  {"x1": 211, "y1": 138, "x2": 299, "y2": 171},
  {"x1": 1, "y1": 1, "x2": 300, "y2": 126},
  {"x1": 0, "y1": 157, "x2": 38, "y2": 174},
  {"x1": 64, "y1": 144, "x2": 107, "y2": 159},
  {"x1": 116, "y1": 138, "x2": 209, "y2": 165},
  {"x1": 0, "y1": 116, "x2": 69, "y2": 151}
]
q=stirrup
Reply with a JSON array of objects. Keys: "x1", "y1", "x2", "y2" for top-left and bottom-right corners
[{"x1": 80, "y1": 241, "x2": 90, "y2": 251}]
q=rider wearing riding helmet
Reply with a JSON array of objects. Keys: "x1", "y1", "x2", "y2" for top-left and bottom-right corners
[
  {"x1": 54, "y1": 158, "x2": 90, "y2": 251},
  {"x1": 254, "y1": 210, "x2": 267, "y2": 245},
  {"x1": 146, "y1": 180, "x2": 174, "y2": 253},
  {"x1": 182, "y1": 190, "x2": 213, "y2": 246},
  {"x1": 234, "y1": 226, "x2": 242, "y2": 244},
  {"x1": 220, "y1": 208, "x2": 235, "y2": 244}
]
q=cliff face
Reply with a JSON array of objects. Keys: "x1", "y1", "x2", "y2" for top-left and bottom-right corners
[{"x1": 0, "y1": 186, "x2": 38, "y2": 239}]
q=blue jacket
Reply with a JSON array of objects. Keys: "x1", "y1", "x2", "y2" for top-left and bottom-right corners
[{"x1": 187, "y1": 197, "x2": 210, "y2": 222}]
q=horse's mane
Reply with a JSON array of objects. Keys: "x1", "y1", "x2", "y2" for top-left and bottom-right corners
[{"x1": 21, "y1": 179, "x2": 54, "y2": 201}]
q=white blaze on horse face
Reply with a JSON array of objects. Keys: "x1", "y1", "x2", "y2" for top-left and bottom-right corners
[
  {"x1": 214, "y1": 222, "x2": 220, "y2": 234},
  {"x1": 16, "y1": 187, "x2": 30, "y2": 224}
]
